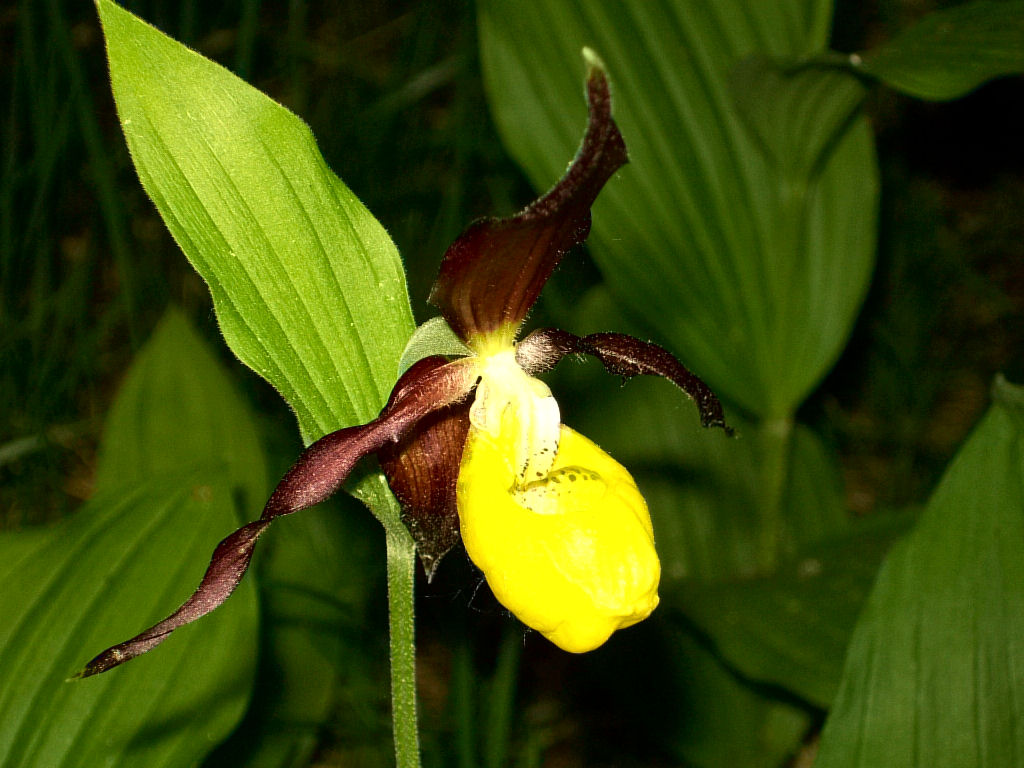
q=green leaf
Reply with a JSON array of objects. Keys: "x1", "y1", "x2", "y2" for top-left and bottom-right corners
[
  {"x1": 855, "y1": 0, "x2": 1024, "y2": 101},
  {"x1": 730, "y1": 57, "x2": 868, "y2": 176},
  {"x1": 678, "y1": 511, "x2": 915, "y2": 708},
  {"x1": 96, "y1": 0, "x2": 415, "y2": 447},
  {"x1": 0, "y1": 309, "x2": 269, "y2": 766},
  {"x1": 590, "y1": 623, "x2": 810, "y2": 768},
  {"x1": 95, "y1": 308, "x2": 267, "y2": 512},
  {"x1": 0, "y1": 474, "x2": 257, "y2": 768},
  {"x1": 661, "y1": 629, "x2": 809, "y2": 768},
  {"x1": 478, "y1": 0, "x2": 877, "y2": 418},
  {"x1": 397, "y1": 316, "x2": 472, "y2": 375},
  {"x1": 815, "y1": 378, "x2": 1024, "y2": 767}
]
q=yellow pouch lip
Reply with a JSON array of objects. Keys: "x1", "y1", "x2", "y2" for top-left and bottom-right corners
[{"x1": 458, "y1": 419, "x2": 660, "y2": 653}]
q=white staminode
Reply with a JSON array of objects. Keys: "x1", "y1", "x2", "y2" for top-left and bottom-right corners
[{"x1": 470, "y1": 348, "x2": 561, "y2": 486}]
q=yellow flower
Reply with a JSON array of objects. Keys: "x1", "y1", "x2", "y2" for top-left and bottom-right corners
[
  {"x1": 451, "y1": 344, "x2": 659, "y2": 652},
  {"x1": 81, "y1": 52, "x2": 728, "y2": 677},
  {"x1": 458, "y1": 368, "x2": 659, "y2": 651}
]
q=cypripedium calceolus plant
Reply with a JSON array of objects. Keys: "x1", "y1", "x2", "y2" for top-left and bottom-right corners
[{"x1": 80, "y1": 52, "x2": 730, "y2": 676}]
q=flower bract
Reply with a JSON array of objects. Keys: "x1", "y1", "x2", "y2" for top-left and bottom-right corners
[{"x1": 79, "y1": 49, "x2": 730, "y2": 677}]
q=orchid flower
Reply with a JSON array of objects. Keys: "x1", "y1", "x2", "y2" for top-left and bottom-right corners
[{"x1": 80, "y1": 52, "x2": 730, "y2": 676}]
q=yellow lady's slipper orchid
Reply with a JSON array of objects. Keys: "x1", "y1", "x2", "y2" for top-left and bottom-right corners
[
  {"x1": 80, "y1": 53, "x2": 729, "y2": 677},
  {"x1": 446, "y1": 341, "x2": 658, "y2": 653}
]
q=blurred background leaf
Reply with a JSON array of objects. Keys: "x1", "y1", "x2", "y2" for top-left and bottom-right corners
[
  {"x1": 94, "y1": 308, "x2": 268, "y2": 511},
  {"x1": 675, "y1": 509, "x2": 916, "y2": 708},
  {"x1": 855, "y1": 0, "x2": 1024, "y2": 100},
  {"x1": 815, "y1": 378, "x2": 1024, "y2": 768},
  {"x1": 729, "y1": 57, "x2": 867, "y2": 177},
  {"x1": 478, "y1": 0, "x2": 877, "y2": 420},
  {"x1": 0, "y1": 307, "x2": 265, "y2": 767},
  {"x1": 579, "y1": 623, "x2": 811, "y2": 768},
  {"x1": 0, "y1": 475, "x2": 257, "y2": 768}
]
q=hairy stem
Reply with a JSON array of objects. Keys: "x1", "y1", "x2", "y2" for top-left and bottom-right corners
[{"x1": 386, "y1": 523, "x2": 421, "y2": 768}]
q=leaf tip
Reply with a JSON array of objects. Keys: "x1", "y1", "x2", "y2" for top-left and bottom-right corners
[{"x1": 94, "y1": 0, "x2": 119, "y2": 26}]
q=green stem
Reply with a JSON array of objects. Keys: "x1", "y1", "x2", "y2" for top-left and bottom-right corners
[
  {"x1": 386, "y1": 524, "x2": 422, "y2": 768},
  {"x1": 758, "y1": 416, "x2": 793, "y2": 573},
  {"x1": 484, "y1": 623, "x2": 522, "y2": 768}
]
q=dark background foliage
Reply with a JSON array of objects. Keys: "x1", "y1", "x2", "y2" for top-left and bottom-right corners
[{"x1": 2, "y1": 1, "x2": 1022, "y2": 765}]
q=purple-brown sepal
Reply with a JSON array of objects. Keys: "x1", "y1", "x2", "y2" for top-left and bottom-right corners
[
  {"x1": 429, "y1": 63, "x2": 628, "y2": 341},
  {"x1": 516, "y1": 328, "x2": 733, "y2": 435}
]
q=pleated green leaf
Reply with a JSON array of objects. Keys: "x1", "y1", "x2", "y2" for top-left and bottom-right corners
[
  {"x1": 95, "y1": 308, "x2": 267, "y2": 512},
  {"x1": 855, "y1": 0, "x2": 1024, "y2": 101},
  {"x1": 478, "y1": 0, "x2": 877, "y2": 418},
  {"x1": 96, "y1": 0, "x2": 415, "y2": 448},
  {"x1": 0, "y1": 310, "x2": 267, "y2": 766},
  {"x1": 730, "y1": 57, "x2": 867, "y2": 176},
  {"x1": 0, "y1": 475, "x2": 257, "y2": 768},
  {"x1": 678, "y1": 511, "x2": 914, "y2": 708},
  {"x1": 815, "y1": 377, "x2": 1024, "y2": 767}
]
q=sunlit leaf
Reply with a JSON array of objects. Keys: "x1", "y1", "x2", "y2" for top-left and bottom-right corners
[
  {"x1": 0, "y1": 475, "x2": 257, "y2": 768},
  {"x1": 855, "y1": 0, "x2": 1024, "y2": 101},
  {"x1": 478, "y1": 0, "x2": 877, "y2": 418},
  {"x1": 96, "y1": 0, "x2": 416, "y2": 521},
  {"x1": 816, "y1": 377, "x2": 1024, "y2": 767},
  {"x1": 96, "y1": 0, "x2": 415, "y2": 446}
]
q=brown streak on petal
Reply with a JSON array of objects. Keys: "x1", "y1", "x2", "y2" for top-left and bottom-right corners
[
  {"x1": 77, "y1": 357, "x2": 477, "y2": 677},
  {"x1": 516, "y1": 328, "x2": 733, "y2": 435},
  {"x1": 429, "y1": 64, "x2": 628, "y2": 341}
]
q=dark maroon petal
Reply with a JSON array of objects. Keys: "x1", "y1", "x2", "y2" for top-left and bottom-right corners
[
  {"x1": 380, "y1": 389, "x2": 471, "y2": 582},
  {"x1": 428, "y1": 61, "x2": 628, "y2": 342},
  {"x1": 77, "y1": 357, "x2": 476, "y2": 677},
  {"x1": 516, "y1": 328, "x2": 733, "y2": 435}
]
